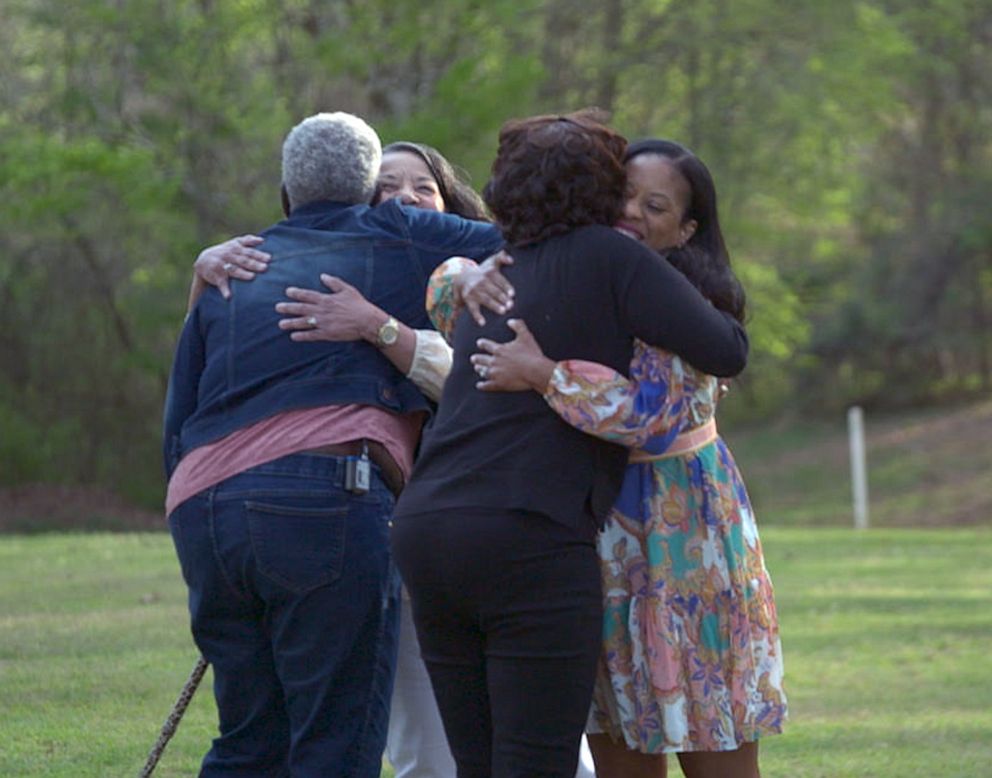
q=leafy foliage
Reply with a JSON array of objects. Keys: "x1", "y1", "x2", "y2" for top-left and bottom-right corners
[{"x1": 1, "y1": 0, "x2": 989, "y2": 506}]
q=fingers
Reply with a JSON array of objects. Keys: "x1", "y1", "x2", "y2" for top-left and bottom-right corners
[
  {"x1": 474, "y1": 338, "x2": 500, "y2": 355},
  {"x1": 282, "y1": 319, "x2": 349, "y2": 342},
  {"x1": 463, "y1": 277, "x2": 512, "y2": 320},
  {"x1": 320, "y1": 274, "x2": 351, "y2": 292},
  {"x1": 232, "y1": 248, "x2": 270, "y2": 270},
  {"x1": 284, "y1": 278, "x2": 353, "y2": 303},
  {"x1": 234, "y1": 234, "x2": 266, "y2": 247},
  {"x1": 506, "y1": 318, "x2": 532, "y2": 340},
  {"x1": 289, "y1": 330, "x2": 324, "y2": 341},
  {"x1": 227, "y1": 266, "x2": 257, "y2": 282},
  {"x1": 282, "y1": 287, "x2": 326, "y2": 304},
  {"x1": 486, "y1": 271, "x2": 515, "y2": 301},
  {"x1": 469, "y1": 353, "x2": 493, "y2": 371},
  {"x1": 474, "y1": 255, "x2": 515, "y2": 305},
  {"x1": 481, "y1": 250, "x2": 514, "y2": 270},
  {"x1": 470, "y1": 354, "x2": 498, "y2": 391},
  {"x1": 484, "y1": 255, "x2": 516, "y2": 300},
  {"x1": 277, "y1": 315, "x2": 317, "y2": 331},
  {"x1": 225, "y1": 237, "x2": 270, "y2": 271},
  {"x1": 228, "y1": 253, "x2": 269, "y2": 273},
  {"x1": 275, "y1": 301, "x2": 311, "y2": 317},
  {"x1": 465, "y1": 299, "x2": 486, "y2": 327},
  {"x1": 471, "y1": 283, "x2": 513, "y2": 314},
  {"x1": 216, "y1": 275, "x2": 232, "y2": 300}
]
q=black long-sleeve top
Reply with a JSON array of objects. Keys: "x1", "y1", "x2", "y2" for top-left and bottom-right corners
[{"x1": 394, "y1": 225, "x2": 748, "y2": 533}]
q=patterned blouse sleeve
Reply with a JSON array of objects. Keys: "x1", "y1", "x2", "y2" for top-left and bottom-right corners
[
  {"x1": 425, "y1": 257, "x2": 479, "y2": 342},
  {"x1": 542, "y1": 341, "x2": 687, "y2": 449}
]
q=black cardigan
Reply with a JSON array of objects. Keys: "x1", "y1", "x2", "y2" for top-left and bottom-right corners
[{"x1": 395, "y1": 225, "x2": 748, "y2": 533}]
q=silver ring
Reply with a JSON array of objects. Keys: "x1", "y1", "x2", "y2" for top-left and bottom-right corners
[
  {"x1": 222, "y1": 262, "x2": 234, "y2": 272},
  {"x1": 306, "y1": 316, "x2": 318, "y2": 328},
  {"x1": 476, "y1": 364, "x2": 489, "y2": 379}
]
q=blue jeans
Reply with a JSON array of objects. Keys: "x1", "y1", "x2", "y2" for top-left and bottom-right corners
[{"x1": 168, "y1": 452, "x2": 400, "y2": 777}]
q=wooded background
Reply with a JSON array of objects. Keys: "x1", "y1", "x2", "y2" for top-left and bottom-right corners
[{"x1": 2, "y1": 0, "x2": 990, "y2": 508}]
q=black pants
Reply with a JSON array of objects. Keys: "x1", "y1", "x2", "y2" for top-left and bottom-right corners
[{"x1": 391, "y1": 508, "x2": 602, "y2": 778}]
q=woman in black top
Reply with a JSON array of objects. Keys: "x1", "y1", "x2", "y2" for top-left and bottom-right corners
[{"x1": 391, "y1": 111, "x2": 748, "y2": 778}]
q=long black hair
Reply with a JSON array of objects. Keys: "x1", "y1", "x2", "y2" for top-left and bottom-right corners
[{"x1": 625, "y1": 139, "x2": 746, "y2": 322}]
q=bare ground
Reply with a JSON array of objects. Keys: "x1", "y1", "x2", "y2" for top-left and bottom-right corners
[{"x1": 0, "y1": 484, "x2": 163, "y2": 533}]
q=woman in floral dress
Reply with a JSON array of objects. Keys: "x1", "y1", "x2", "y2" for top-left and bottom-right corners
[{"x1": 430, "y1": 140, "x2": 786, "y2": 778}]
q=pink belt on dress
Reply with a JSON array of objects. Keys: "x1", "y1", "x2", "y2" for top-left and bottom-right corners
[{"x1": 629, "y1": 418, "x2": 718, "y2": 463}]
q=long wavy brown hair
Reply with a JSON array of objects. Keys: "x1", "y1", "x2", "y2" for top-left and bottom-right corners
[{"x1": 483, "y1": 109, "x2": 628, "y2": 246}]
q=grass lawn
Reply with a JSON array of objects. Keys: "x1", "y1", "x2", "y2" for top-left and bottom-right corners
[{"x1": 1, "y1": 528, "x2": 989, "y2": 777}]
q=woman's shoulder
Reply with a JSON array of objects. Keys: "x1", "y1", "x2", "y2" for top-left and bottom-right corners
[
  {"x1": 570, "y1": 223, "x2": 627, "y2": 244},
  {"x1": 576, "y1": 224, "x2": 660, "y2": 259},
  {"x1": 573, "y1": 223, "x2": 618, "y2": 236},
  {"x1": 554, "y1": 225, "x2": 657, "y2": 270}
]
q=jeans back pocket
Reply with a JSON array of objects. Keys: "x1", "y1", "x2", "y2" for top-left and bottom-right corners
[{"x1": 246, "y1": 499, "x2": 348, "y2": 594}]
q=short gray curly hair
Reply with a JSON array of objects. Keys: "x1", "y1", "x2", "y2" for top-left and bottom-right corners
[{"x1": 281, "y1": 112, "x2": 382, "y2": 209}]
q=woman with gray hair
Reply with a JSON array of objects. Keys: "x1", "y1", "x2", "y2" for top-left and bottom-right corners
[{"x1": 164, "y1": 112, "x2": 503, "y2": 777}]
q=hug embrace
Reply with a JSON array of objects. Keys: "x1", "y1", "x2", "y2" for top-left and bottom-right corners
[{"x1": 164, "y1": 108, "x2": 786, "y2": 778}]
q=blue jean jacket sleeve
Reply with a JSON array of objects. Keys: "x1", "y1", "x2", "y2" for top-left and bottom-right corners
[
  {"x1": 162, "y1": 308, "x2": 206, "y2": 479},
  {"x1": 394, "y1": 202, "x2": 504, "y2": 277}
]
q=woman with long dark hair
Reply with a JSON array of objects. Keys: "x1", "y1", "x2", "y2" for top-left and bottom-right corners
[{"x1": 446, "y1": 140, "x2": 786, "y2": 778}]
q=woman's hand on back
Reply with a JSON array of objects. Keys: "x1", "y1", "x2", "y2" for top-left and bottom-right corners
[
  {"x1": 276, "y1": 274, "x2": 384, "y2": 343},
  {"x1": 470, "y1": 319, "x2": 555, "y2": 393},
  {"x1": 455, "y1": 250, "x2": 516, "y2": 325},
  {"x1": 194, "y1": 235, "x2": 271, "y2": 300}
]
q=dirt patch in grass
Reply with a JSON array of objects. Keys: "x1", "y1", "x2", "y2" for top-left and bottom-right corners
[{"x1": 0, "y1": 484, "x2": 163, "y2": 533}]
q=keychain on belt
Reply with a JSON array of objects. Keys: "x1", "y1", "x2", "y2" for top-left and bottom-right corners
[{"x1": 345, "y1": 440, "x2": 371, "y2": 494}]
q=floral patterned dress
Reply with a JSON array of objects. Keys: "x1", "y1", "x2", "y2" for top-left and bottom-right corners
[
  {"x1": 547, "y1": 343, "x2": 787, "y2": 753},
  {"x1": 426, "y1": 258, "x2": 787, "y2": 754}
]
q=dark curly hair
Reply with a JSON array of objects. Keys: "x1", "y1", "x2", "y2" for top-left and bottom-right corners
[
  {"x1": 626, "y1": 139, "x2": 746, "y2": 323},
  {"x1": 373, "y1": 141, "x2": 491, "y2": 221},
  {"x1": 483, "y1": 109, "x2": 628, "y2": 246}
]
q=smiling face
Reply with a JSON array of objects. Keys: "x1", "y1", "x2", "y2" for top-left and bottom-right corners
[
  {"x1": 375, "y1": 150, "x2": 446, "y2": 213},
  {"x1": 615, "y1": 153, "x2": 697, "y2": 253}
]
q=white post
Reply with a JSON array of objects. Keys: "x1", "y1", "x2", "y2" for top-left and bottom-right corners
[{"x1": 848, "y1": 406, "x2": 869, "y2": 529}]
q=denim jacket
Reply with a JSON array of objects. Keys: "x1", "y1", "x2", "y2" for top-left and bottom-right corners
[{"x1": 163, "y1": 199, "x2": 503, "y2": 478}]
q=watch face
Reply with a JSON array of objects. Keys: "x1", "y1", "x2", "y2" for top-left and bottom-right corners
[{"x1": 379, "y1": 318, "x2": 399, "y2": 346}]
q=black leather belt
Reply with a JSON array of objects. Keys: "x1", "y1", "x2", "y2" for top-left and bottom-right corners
[{"x1": 302, "y1": 440, "x2": 404, "y2": 496}]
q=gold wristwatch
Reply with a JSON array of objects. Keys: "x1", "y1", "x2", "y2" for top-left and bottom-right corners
[{"x1": 376, "y1": 316, "x2": 400, "y2": 348}]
